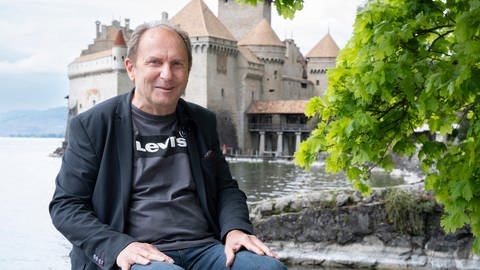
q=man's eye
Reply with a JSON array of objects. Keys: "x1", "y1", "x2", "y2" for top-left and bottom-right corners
[
  {"x1": 147, "y1": 60, "x2": 161, "y2": 65},
  {"x1": 173, "y1": 62, "x2": 184, "y2": 67}
]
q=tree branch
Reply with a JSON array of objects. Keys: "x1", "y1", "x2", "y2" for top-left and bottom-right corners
[{"x1": 428, "y1": 30, "x2": 455, "y2": 52}]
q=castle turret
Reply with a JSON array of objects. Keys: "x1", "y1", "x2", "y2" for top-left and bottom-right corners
[
  {"x1": 95, "y1": 20, "x2": 101, "y2": 39},
  {"x1": 238, "y1": 19, "x2": 285, "y2": 100},
  {"x1": 112, "y1": 30, "x2": 127, "y2": 70},
  {"x1": 306, "y1": 33, "x2": 339, "y2": 96}
]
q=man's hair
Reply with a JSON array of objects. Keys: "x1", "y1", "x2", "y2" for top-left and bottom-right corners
[{"x1": 127, "y1": 22, "x2": 192, "y2": 71}]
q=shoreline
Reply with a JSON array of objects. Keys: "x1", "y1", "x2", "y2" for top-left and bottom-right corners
[{"x1": 250, "y1": 187, "x2": 479, "y2": 270}]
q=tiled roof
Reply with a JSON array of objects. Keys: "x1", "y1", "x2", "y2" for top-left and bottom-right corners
[
  {"x1": 306, "y1": 33, "x2": 340, "y2": 58},
  {"x1": 238, "y1": 19, "x2": 284, "y2": 47},
  {"x1": 71, "y1": 49, "x2": 111, "y2": 64},
  {"x1": 113, "y1": 30, "x2": 126, "y2": 47},
  {"x1": 247, "y1": 100, "x2": 309, "y2": 114},
  {"x1": 238, "y1": 46, "x2": 262, "y2": 64},
  {"x1": 169, "y1": 0, "x2": 236, "y2": 41},
  {"x1": 107, "y1": 26, "x2": 121, "y2": 40}
]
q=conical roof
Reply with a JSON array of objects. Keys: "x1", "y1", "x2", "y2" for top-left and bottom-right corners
[
  {"x1": 306, "y1": 33, "x2": 339, "y2": 58},
  {"x1": 238, "y1": 19, "x2": 284, "y2": 47},
  {"x1": 113, "y1": 30, "x2": 126, "y2": 47},
  {"x1": 169, "y1": 0, "x2": 235, "y2": 41}
]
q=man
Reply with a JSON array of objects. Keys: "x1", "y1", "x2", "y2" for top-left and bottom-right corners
[{"x1": 49, "y1": 22, "x2": 287, "y2": 270}]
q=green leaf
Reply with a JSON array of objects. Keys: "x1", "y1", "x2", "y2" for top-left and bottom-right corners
[{"x1": 440, "y1": 210, "x2": 469, "y2": 233}]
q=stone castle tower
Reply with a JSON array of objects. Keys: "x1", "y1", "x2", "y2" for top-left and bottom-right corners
[
  {"x1": 67, "y1": 0, "x2": 339, "y2": 156},
  {"x1": 67, "y1": 19, "x2": 133, "y2": 115},
  {"x1": 306, "y1": 32, "x2": 340, "y2": 97}
]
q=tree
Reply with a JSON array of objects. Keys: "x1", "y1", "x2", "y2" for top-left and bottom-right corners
[
  {"x1": 235, "y1": 0, "x2": 304, "y2": 19},
  {"x1": 294, "y1": 0, "x2": 480, "y2": 253}
]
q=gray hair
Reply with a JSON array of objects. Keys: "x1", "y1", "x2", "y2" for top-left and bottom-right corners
[{"x1": 126, "y1": 22, "x2": 192, "y2": 71}]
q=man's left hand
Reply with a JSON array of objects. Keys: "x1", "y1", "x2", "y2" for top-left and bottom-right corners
[{"x1": 224, "y1": 229, "x2": 278, "y2": 267}]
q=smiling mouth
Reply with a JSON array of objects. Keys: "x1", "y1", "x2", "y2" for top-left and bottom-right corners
[{"x1": 155, "y1": 86, "x2": 174, "y2": 91}]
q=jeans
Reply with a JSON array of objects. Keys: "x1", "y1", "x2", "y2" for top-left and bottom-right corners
[{"x1": 131, "y1": 243, "x2": 287, "y2": 270}]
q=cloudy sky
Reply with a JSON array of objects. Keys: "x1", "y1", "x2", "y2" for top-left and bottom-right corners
[{"x1": 0, "y1": 0, "x2": 365, "y2": 113}]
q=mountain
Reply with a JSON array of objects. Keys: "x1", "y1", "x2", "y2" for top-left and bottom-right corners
[{"x1": 0, "y1": 107, "x2": 67, "y2": 137}]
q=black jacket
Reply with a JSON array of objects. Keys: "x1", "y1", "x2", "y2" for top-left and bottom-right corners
[{"x1": 49, "y1": 90, "x2": 252, "y2": 270}]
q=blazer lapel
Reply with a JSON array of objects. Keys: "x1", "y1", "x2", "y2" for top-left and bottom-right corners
[{"x1": 115, "y1": 91, "x2": 134, "y2": 231}]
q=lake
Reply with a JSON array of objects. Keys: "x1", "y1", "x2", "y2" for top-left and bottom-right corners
[{"x1": 0, "y1": 137, "x2": 418, "y2": 269}]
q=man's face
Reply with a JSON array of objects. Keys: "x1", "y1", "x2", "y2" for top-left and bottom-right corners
[{"x1": 126, "y1": 27, "x2": 189, "y2": 115}]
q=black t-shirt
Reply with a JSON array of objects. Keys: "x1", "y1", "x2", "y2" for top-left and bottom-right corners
[{"x1": 126, "y1": 105, "x2": 217, "y2": 250}]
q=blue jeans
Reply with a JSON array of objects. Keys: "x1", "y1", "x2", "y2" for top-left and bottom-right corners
[{"x1": 131, "y1": 243, "x2": 287, "y2": 270}]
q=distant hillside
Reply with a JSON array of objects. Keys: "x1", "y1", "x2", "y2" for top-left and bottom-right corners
[{"x1": 0, "y1": 107, "x2": 67, "y2": 137}]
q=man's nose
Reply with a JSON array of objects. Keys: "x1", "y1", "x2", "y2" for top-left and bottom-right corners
[{"x1": 159, "y1": 64, "x2": 172, "y2": 80}]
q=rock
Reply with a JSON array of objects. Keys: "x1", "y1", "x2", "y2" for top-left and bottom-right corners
[
  {"x1": 335, "y1": 193, "x2": 349, "y2": 207},
  {"x1": 251, "y1": 186, "x2": 479, "y2": 269}
]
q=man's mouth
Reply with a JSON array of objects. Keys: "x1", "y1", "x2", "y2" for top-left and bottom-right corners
[{"x1": 155, "y1": 86, "x2": 174, "y2": 91}]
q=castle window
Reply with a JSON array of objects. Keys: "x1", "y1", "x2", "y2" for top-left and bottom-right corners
[
  {"x1": 221, "y1": 88, "x2": 225, "y2": 97},
  {"x1": 113, "y1": 56, "x2": 117, "y2": 61},
  {"x1": 274, "y1": 70, "x2": 278, "y2": 79},
  {"x1": 316, "y1": 80, "x2": 319, "y2": 86},
  {"x1": 269, "y1": 89, "x2": 275, "y2": 93},
  {"x1": 301, "y1": 83, "x2": 307, "y2": 89}
]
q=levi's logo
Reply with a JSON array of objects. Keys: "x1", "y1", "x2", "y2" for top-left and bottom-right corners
[{"x1": 135, "y1": 134, "x2": 187, "y2": 157}]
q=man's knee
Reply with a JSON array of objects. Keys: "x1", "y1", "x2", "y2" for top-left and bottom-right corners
[
  {"x1": 262, "y1": 257, "x2": 287, "y2": 270},
  {"x1": 131, "y1": 262, "x2": 184, "y2": 270},
  {"x1": 233, "y1": 251, "x2": 287, "y2": 270}
]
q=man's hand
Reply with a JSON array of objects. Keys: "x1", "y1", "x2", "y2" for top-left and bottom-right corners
[
  {"x1": 116, "y1": 242, "x2": 174, "y2": 270},
  {"x1": 224, "y1": 230, "x2": 278, "y2": 267}
]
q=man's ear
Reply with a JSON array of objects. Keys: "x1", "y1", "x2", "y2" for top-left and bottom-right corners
[{"x1": 125, "y1": 58, "x2": 135, "y2": 82}]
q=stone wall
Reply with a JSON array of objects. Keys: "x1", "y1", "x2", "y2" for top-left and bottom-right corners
[{"x1": 249, "y1": 186, "x2": 479, "y2": 269}]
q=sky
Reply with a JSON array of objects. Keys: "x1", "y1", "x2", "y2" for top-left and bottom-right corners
[{"x1": 0, "y1": 0, "x2": 365, "y2": 113}]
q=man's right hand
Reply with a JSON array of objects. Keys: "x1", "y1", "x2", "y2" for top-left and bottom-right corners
[{"x1": 116, "y1": 242, "x2": 174, "y2": 270}]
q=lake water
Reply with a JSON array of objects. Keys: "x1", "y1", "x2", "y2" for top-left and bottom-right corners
[
  {"x1": 0, "y1": 137, "x2": 418, "y2": 269},
  {"x1": 230, "y1": 157, "x2": 418, "y2": 202}
]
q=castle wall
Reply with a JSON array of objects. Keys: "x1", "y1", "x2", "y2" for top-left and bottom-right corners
[
  {"x1": 68, "y1": 71, "x2": 125, "y2": 114},
  {"x1": 282, "y1": 39, "x2": 306, "y2": 80},
  {"x1": 68, "y1": 55, "x2": 113, "y2": 78},
  {"x1": 117, "y1": 70, "x2": 134, "y2": 93},
  {"x1": 236, "y1": 52, "x2": 264, "y2": 152},
  {"x1": 207, "y1": 40, "x2": 241, "y2": 149},
  {"x1": 184, "y1": 40, "x2": 209, "y2": 108},
  {"x1": 307, "y1": 57, "x2": 336, "y2": 97},
  {"x1": 281, "y1": 77, "x2": 314, "y2": 99}
]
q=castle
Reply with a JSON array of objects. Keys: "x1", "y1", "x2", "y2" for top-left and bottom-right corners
[{"x1": 66, "y1": 0, "x2": 339, "y2": 156}]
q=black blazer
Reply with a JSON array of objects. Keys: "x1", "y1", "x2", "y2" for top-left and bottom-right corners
[{"x1": 49, "y1": 90, "x2": 253, "y2": 270}]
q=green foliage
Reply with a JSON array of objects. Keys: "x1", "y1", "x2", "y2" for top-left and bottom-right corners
[
  {"x1": 384, "y1": 189, "x2": 435, "y2": 235},
  {"x1": 235, "y1": 0, "x2": 304, "y2": 19},
  {"x1": 294, "y1": 0, "x2": 480, "y2": 254}
]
